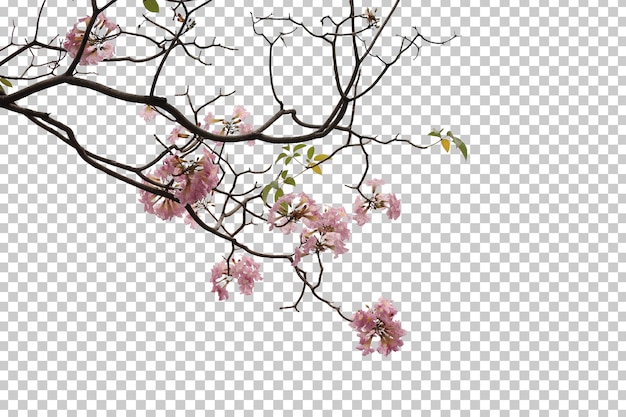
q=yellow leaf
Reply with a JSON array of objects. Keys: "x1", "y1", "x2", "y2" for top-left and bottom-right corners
[
  {"x1": 441, "y1": 139, "x2": 450, "y2": 152},
  {"x1": 313, "y1": 154, "x2": 329, "y2": 161},
  {"x1": 312, "y1": 165, "x2": 322, "y2": 175}
]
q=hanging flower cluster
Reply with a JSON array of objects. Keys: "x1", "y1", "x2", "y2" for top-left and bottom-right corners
[
  {"x1": 211, "y1": 256, "x2": 263, "y2": 300},
  {"x1": 353, "y1": 178, "x2": 401, "y2": 226},
  {"x1": 268, "y1": 192, "x2": 320, "y2": 234},
  {"x1": 293, "y1": 206, "x2": 351, "y2": 265},
  {"x1": 267, "y1": 193, "x2": 351, "y2": 265},
  {"x1": 63, "y1": 14, "x2": 118, "y2": 65},
  {"x1": 139, "y1": 147, "x2": 219, "y2": 221},
  {"x1": 350, "y1": 297, "x2": 407, "y2": 356}
]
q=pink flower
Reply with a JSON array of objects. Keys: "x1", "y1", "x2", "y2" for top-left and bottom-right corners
[
  {"x1": 232, "y1": 105, "x2": 250, "y2": 121},
  {"x1": 139, "y1": 105, "x2": 157, "y2": 122},
  {"x1": 139, "y1": 183, "x2": 186, "y2": 221},
  {"x1": 154, "y1": 154, "x2": 182, "y2": 180},
  {"x1": 231, "y1": 256, "x2": 263, "y2": 295},
  {"x1": 184, "y1": 212, "x2": 197, "y2": 229},
  {"x1": 139, "y1": 148, "x2": 220, "y2": 221},
  {"x1": 311, "y1": 206, "x2": 351, "y2": 244},
  {"x1": 353, "y1": 180, "x2": 401, "y2": 224},
  {"x1": 292, "y1": 233, "x2": 318, "y2": 266},
  {"x1": 203, "y1": 112, "x2": 220, "y2": 130},
  {"x1": 239, "y1": 122, "x2": 254, "y2": 135},
  {"x1": 268, "y1": 193, "x2": 320, "y2": 234},
  {"x1": 291, "y1": 206, "x2": 351, "y2": 264},
  {"x1": 322, "y1": 231, "x2": 348, "y2": 257},
  {"x1": 350, "y1": 310, "x2": 377, "y2": 355},
  {"x1": 63, "y1": 13, "x2": 117, "y2": 66},
  {"x1": 386, "y1": 193, "x2": 401, "y2": 220},
  {"x1": 167, "y1": 126, "x2": 187, "y2": 144},
  {"x1": 210, "y1": 260, "x2": 230, "y2": 301},
  {"x1": 175, "y1": 149, "x2": 219, "y2": 206},
  {"x1": 373, "y1": 295, "x2": 398, "y2": 319},
  {"x1": 352, "y1": 195, "x2": 371, "y2": 226},
  {"x1": 366, "y1": 178, "x2": 385, "y2": 191},
  {"x1": 100, "y1": 15, "x2": 118, "y2": 33},
  {"x1": 239, "y1": 122, "x2": 255, "y2": 145},
  {"x1": 350, "y1": 297, "x2": 406, "y2": 356}
]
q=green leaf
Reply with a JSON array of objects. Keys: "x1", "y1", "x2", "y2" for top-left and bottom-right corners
[
  {"x1": 293, "y1": 144, "x2": 306, "y2": 152},
  {"x1": 293, "y1": 153, "x2": 301, "y2": 158},
  {"x1": 428, "y1": 131, "x2": 441, "y2": 138},
  {"x1": 143, "y1": 0, "x2": 159, "y2": 13},
  {"x1": 447, "y1": 131, "x2": 455, "y2": 140},
  {"x1": 274, "y1": 188, "x2": 284, "y2": 202},
  {"x1": 0, "y1": 78, "x2": 12, "y2": 87},
  {"x1": 282, "y1": 145, "x2": 290, "y2": 151},
  {"x1": 281, "y1": 170, "x2": 288, "y2": 179},
  {"x1": 0, "y1": 85, "x2": 4, "y2": 95},
  {"x1": 284, "y1": 177, "x2": 296, "y2": 186},
  {"x1": 261, "y1": 183, "x2": 272, "y2": 203},
  {"x1": 307, "y1": 146, "x2": 315, "y2": 160},
  {"x1": 276, "y1": 153, "x2": 287, "y2": 163},
  {"x1": 270, "y1": 180, "x2": 280, "y2": 189},
  {"x1": 284, "y1": 156, "x2": 292, "y2": 165},
  {"x1": 313, "y1": 154, "x2": 329, "y2": 161},
  {"x1": 452, "y1": 137, "x2": 468, "y2": 160}
]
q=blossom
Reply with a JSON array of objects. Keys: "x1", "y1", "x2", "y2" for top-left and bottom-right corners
[
  {"x1": 239, "y1": 122, "x2": 255, "y2": 145},
  {"x1": 167, "y1": 125, "x2": 189, "y2": 144},
  {"x1": 210, "y1": 256, "x2": 263, "y2": 299},
  {"x1": 313, "y1": 206, "x2": 351, "y2": 243},
  {"x1": 352, "y1": 179, "x2": 401, "y2": 226},
  {"x1": 202, "y1": 106, "x2": 253, "y2": 143},
  {"x1": 210, "y1": 260, "x2": 230, "y2": 300},
  {"x1": 63, "y1": 13, "x2": 118, "y2": 66},
  {"x1": 138, "y1": 146, "x2": 219, "y2": 220},
  {"x1": 231, "y1": 256, "x2": 263, "y2": 295},
  {"x1": 365, "y1": 178, "x2": 385, "y2": 190},
  {"x1": 350, "y1": 297, "x2": 406, "y2": 356},
  {"x1": 139, "y1": 105, "x2": 157, "y2": 122},
  {"x1": 203, "y1": 112, "x2": 220, "y2": 130},
  {"x1": 268, "y1": 193, "x2": 320, "y2": 234},
  {"x1": 176, "y1": 148, "x2": 219, "y2": 206},
  {"x1": 138, "y1": 179, "x2": 186, "y2": 221},
  {"x1": 184, "y1": 212, "x2": 197, "y2": 229},
  {"x1": 352, "y1": 195, "x2": 371, "y2": 226},
  {"x1": 386, "y1": 193, "x2": 401, "y2": 220},
  {"x1": 291, "y1": 206, "x2": 351, "y2": 265},
  {"x1": 154, "y1": 154, "x2": 182, "y2": 180},
  {"x1": 232, "y1": 105, "x2": 250, "y2": 121}
]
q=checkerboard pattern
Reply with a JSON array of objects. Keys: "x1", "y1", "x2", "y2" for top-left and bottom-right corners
[{"x1": 1, "y1": 1, "x2": 625, "y2": 416}]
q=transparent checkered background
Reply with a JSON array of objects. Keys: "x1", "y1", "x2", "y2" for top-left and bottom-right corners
[{"x1": 1, "y1": 1, "x2": 625, "y2": 416}]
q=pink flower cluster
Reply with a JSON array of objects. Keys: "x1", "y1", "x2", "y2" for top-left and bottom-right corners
[
  {"x1": 63, "y1": 14, "x2": 117, "y2": 65},
  {"x1": 211, "y1": 256, "x2": 263, "y2": 300},
  {"x1": 353, "y1": 178, "x2": 401, "y2": 226},
  {"x1": 268, "y1": 193, "x2": 320, "y2": 234},
  {"x1": 293, "y1": 206, "x2": 351, "y2": 265},
  {"x1": 350, "y1": 297, "x2": 407, "y2": 356},
  {"x1": 139, "y1": 147, "x2": 219, "y2": 221},
  {"x1": 204, "y1": 105, "x2": 255, "y2": 145},
  {"x1": 268, "y1": 193, "x2": 351, "y2": 265}
]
